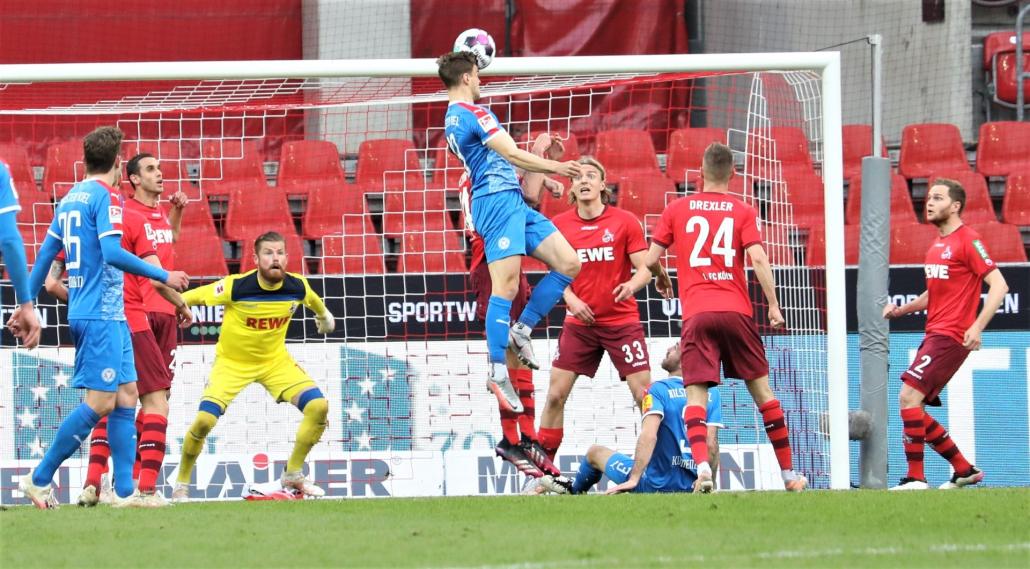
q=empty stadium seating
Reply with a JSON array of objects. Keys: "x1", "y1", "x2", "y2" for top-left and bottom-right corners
[
  {"x1": 430, "y1": 145, "x2": 465, "y2": 190},
  {"x1": 277, "y1": 140, "x2": 345, "y2": 198},
  {"x1": 222, "y1": 184, "x2": 293, "y2": 242},
  {"x1": 42, "y1": 139, "x2": 85, "y2": 199},
  {"x1": 842, "y1": 124, "x2": 887, "y2": 181},
  {"x1": 179, "y1": 195, "x2": 218, "y2": 233},
  {"x1": 302, "y1": 184, "x2": 367, "y2": 239},
  {"x1": 928, "y1": 172, "x2": 997, "y2": 224},
  {"x1": 237, "y1": 229, "x2": 307, "y2": 274},
  {"x1": 804, "y1": 225, "x2": 860, "y2": 266},
  {"x1": 383, "y1": 181, "x2": 447, "y2": 218},
  {"x1": 594, "y1": 129, "x2": 660, "y2": 183},
  {"x1": 898, "y1": 123, "x2": 970, "y2": 179},
  {"x1": 383, "y1": 210, "x2": 450, "y2": 237},
  {"x1": 1001, "y1": 171, "x2": 1030, "y2": 225},
  {"x1": 781, "y1": 170, "x2": 826, "y2": 230},
  {"x1": 666, "y1": 127, "x2": 724, "y2": 186},
  {"x1": 845, "y1": 173, "x2": 918, "y2": 225},
  {"x1": 355, "y1": 138, "x2": 423, "y2": 189},
  {"x1": 975, "y1": 121, "x2": 1030, "y2": 177},
  {"x1": 747, "y1": 126, "x2": 817, "y2": 179},
  {"x1": 320, "y1": 217, "x2": 385, "y2": 274},
  {"x1": 174, "y1": 231, "x2": 228, "y2": 277},
  {"x1": 198, "y1": 139, "x2": 266, "y2": 184},
  {"x1": 616, "y1": 173, "x2": 677, "y2": 220},
  {"x1": 0, "y1": 143, "x2": 39, "y2": 189},
  {"x1": 890, "y1": 223, "x2": 939, "y2": 264},
  {"x1": 396, "y1": 230, "x2": 466, "y2": 273},
  {"x1": 969, "y1": 222, "x2": 1027, "y2": 262},
  {"x1": 122, "y1": 140, "x2": 186, "y2": 183},
  {"x1": 982, "y1": 32, "x2": 1030, "y2": 113}
]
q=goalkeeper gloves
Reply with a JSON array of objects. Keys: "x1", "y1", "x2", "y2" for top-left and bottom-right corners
[{"x1": 315, "y1": 310, "x2": 335, "y2": 334}]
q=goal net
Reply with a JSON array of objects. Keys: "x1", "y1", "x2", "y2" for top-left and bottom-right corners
[{"x1": 0, "y1": 54, "x2": 847, "y2": 502}]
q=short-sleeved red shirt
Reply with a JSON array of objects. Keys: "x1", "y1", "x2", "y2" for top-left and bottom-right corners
[
  {"x1": 124, "y1": 198, "x2": 176, "y2": 315},
  {"x1": 121, "y1": 207, "x2": 157, "y2": 332},
  {"x1": 652, "y1": 192, "x2": 763, "y2": 319},
  {"x1": 553, "y1": 205, "x2": 648, "y2": 326},
  {"x1": 924, "y1": 224, "x2": 996, "y2": 343}
]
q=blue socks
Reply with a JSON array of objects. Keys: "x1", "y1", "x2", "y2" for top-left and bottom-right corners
[
  {"x1": 518, "y1": 271, "x2": 573, "y2": 328},
  {"x1": 107, "y1": 406, "x2": 138, "y2": 498},
  {"x1": 572, "y1": 459, "x2": 604, "y2": 495},
  {"x1": 485, "y1": 296, "x2": 512, "y2": 363},
  {"x1": 32, "y1": 403, "x2": 99, "y2": 487}
]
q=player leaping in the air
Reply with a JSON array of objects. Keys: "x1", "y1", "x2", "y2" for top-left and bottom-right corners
[
  {"x1": 438, "y1": 51, "x2": 583, "y2": 413},
  {"x1": 171, "y1": 231, "x2": 334, "y2": 502}
]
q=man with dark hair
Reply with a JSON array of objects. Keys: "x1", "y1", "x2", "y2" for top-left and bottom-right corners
[
  {"x1": 883, "y1": 180, "x2": 1008, "y2": 490},
  {"x1": 17, "y1": 126, "x2": 190, "y2": 508},
  {"x1": 645, "y1": 142, "x2": 807, "y2": 493},
  {"x1": 437, "y1": 50, "x2": 582, "y2": 419},
  {"x1": 172, "y1": 231, "x2": 335, "y2": 501}
]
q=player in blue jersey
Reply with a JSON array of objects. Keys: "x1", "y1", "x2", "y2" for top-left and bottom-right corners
[
  {"x1": 0, "y1": 160, "x2": 41, "y2": 348},
  {"x1": 15, "y1": 127, "x2": 190, "y2": 509},
  {"x1": 558, "y1": 342, "x2": 724, "y2": 494},
  {"x1": 438, "y1": 51, "x2": 584, "y2": 413}
]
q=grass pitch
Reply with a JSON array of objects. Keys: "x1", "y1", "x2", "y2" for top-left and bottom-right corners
[{"x1": 2, "y1": 488, "x2": 1028, "y2": 568}]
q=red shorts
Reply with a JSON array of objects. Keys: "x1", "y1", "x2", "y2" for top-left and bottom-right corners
[
  {"x1": 552, "y1": 323, "x2": 650, "y2": 379},
  {"x1": 680, "y1": 311, "x2": 768, "y2": 386},
  {"x1": 148, "y1": 312, "x2": 178, "y2": 382},
  {"x1": 901, "y1": 334, "x2": 970, "y2": 407},
  {"x1": 132, "y1": 328, "x2": 172, "y2": 395},
  {"x1": 469, "y1": 259, "x2": 530, "y2": 322}
]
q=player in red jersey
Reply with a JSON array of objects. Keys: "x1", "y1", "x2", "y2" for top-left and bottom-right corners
[
  {"x1": 645, "y1": 143, "x2": 806, "y2": 493},
  {"x1": 537, "y1": 156, "x2": 671, "y2": 462},
  {"x1": 46, "y1": 152, "x2": 191, "y2": 506},
  {"x1": 883, "y1": 178, "x2": 1008, "y2": 491},
  {"x1": 461, "y1": 133, "x2": 571, "y2": 486}
]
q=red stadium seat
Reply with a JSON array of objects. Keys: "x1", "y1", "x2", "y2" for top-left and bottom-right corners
[
  {"x1": 122, "y1": 140, "x2": 185, "y2": 182},
  {"x1": 320, "y1": 217, "x2": 385, "y2": 274},
  {"x1": 42, "y1": 140, "x2": 85, "y2": 199},
  {"x1": 969, "y1": 222, "x2": 1027, "y2": 263},
  {"x1": 302, "y1": 183, "x2": 367, "y2": 239},
  {"x1": 845, "y1": 173, "x2": 918, "y2": 225},
  {"x1": 983, "y1": 32, "x2": 1030, "y2": 109},
  {"x1": 890, "y1": 223, "x2": 939, "y2": 264},
  {"x1": 384, "y1": 180, "x2": 446, "y2": 216},
  {"x1": 430, "y1": 145, "x2": 465, "y2": 190},
  {"x1": 616, "y1": 173, "x2": 677, "y2": 220},
  {"x1": 397, "y1": 229, "x2": 466, "y2": 273},
  {"x1": 781, "y1": 173, "x2": 825, "y2": 230},
  {"x1": 975, "y1": 121, "x2": 1030, "y2": 178},
  {"x1": 747, "y1": 127, "x2": 817, "y2": 179},
  {"x1": 383, "y1": 210, "x2": 450, "y2": 236},
  {"x1": 1001, "y1": 171, "x2": 1030, "y2": 225},
  {"x1": 174, "y1": 231, "x2": 228, "y2": 278},
  {"x1": 278, "y1": 140, "x2": 345, "y2": 198},
  {"x1": 179, "y1": 196, "x2": 218, "y2": 233},
  {"x1": 666, "y1": 128, "x2": 724, "y2": 186},
  {"x1": 355, "y1": 138, "x2": 423, "y2": 189},
  {"x1": 594, "y1": 129, "x2": 660, "y2": 184},
  {"x1": 928, "y1": 172, "x2": 997, "y2": 224},
  {"x1": 198, "y1": 139, "x2": 266, "y2": 184},
  {"x1": 898, "y1": 123, "x2": 970, "y2": 179},
  {"x1": 805, "y1": 225, "x2": 860, "y2": 266},
  {"x1": 16, "y1": 191, "x2": 55, "y2": 227},
  {"x1": 0, "y1": 144, "x2": 38, "y2": 188},
  {"x1": 842, "y1": 124, "x2": 887, "y2": 182},
  {"x1": 237, "y1": 229, "x2": 307, "y2": 274},
  {"x1": 223, "y1": 185, "x2": 294, "y2": 242}
]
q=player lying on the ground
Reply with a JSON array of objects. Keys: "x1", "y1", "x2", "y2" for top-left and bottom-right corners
[
  {"x1": 553, "y1": 343, "x2": 722, "y2": 495},
  {"x1": 171, "y1": 231, "x2": 334, "y2": 502}
]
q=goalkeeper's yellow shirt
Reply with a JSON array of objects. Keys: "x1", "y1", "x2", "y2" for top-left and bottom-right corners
[{"x1": 182, "y1": 270, "x2": 327, "y2": 363}]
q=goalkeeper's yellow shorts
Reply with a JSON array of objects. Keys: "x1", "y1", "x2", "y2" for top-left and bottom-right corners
[{"x1": 201, "y1": 354, "x2": 315, "y2": 411}]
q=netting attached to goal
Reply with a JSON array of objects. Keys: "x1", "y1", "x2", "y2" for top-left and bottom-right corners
[{"x1": 0, "y1": 59, "x2": 844, "y2": 501}]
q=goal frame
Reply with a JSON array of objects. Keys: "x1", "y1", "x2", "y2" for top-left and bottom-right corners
[{"x1": 0, "y1": 52, "x2": 849, "y2": 490}]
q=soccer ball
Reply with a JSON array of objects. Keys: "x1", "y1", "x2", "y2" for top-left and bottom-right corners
[{"x1": 453, "y1": 28, "x2": 496, "y2": 70}]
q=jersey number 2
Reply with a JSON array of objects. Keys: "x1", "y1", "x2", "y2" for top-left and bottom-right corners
[
  {"x1": 686, "y1": 216, "x2": 734, "y2": 268},
  {"x1": 57, "y1": 210, "x2": 82, "y2": 269}
]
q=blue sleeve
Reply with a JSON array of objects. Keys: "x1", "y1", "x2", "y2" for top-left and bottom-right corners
[
  {"x1": 642, "y1": 383, "x2": 668, "y2": 418},
  {"x1": 99, "y1": 234, "x2": 169, "y2": 282},
  {"x1": 469, "y1": 107, "x2": 503, "y2": 145},
  {"x1": 706, "y1": 387, "x2": 724, "y2": 427},
  {"x1": 0, "y1": 213, "x2": 31, "y2": 304},
  {"x1": 26, "y1": 233, "x2": 63, "y2": 302}
]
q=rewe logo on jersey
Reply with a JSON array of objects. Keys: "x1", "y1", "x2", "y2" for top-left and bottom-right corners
[
  {"x1": 245, "y1": 316, "x2": 290, "y2": 329},
  {"x1": 925, "y1": 264, "x2": 950, "y2": 279},
  {"x1": 144, "y1": 224, "x2": 174, "y2": 245},
  {"x1": 576, "y1": 247, "x2": 615, "y2": 263}
]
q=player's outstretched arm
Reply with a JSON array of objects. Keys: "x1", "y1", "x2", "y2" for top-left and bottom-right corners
[
  {"x1": 1, "y1": 210, "x2": 42, "y2": 348},
  {"x1": 44, "y1": 259, "x2": 68, "y2": 303},
  {"x1": 644, "y1": 243, "x2": 674, "y2": 299},
  {"x1": 486, "y1": 130, "x2": 581, "y2": 178},
  {"x1": 605, "y1": 414, "x2": 661, "y2": 495},
  {"x1": 519, "y1": 133, "x2": 567, "y2": 207},
  {"x1": 707, "y1": 425, "x2": 721, "y2": 487},
  {"x1": 98, "y1": 234, "x2": 188, "y2": 291},
  {"x1": 883, "y1": 290, "x2": 928, "y2": 319},
  {"x1": 301, "y1": 278, "x2": 335, "y2": 334},
  {"x1": 142, "y1": 256, "x2": 193, "y2": 327},
  {"x1": 746, "y1": 244, "x2": 784, "y2": 328},
  {"x1": 963, "y1": 269, "x2": 1008, "y2": 350}
]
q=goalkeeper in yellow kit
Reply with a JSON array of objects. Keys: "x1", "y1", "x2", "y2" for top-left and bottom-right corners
[{"x1": 171, "y1": 231, "x2": 335, "y2": 501}]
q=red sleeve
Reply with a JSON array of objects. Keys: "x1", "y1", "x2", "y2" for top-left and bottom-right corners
[
  {"x1": 739, "y1": 203, "x2": 763, "y2": 250},
  {"x1": 122, "y1": 211, "x2": 156, "y2": 259},
  {"x1": 623, "y1": 211, "x2": 647, "y2": 254},
  {"x1": 964, "y1": 230, "x2": 996, "y2": 277},
  {"x1": 651, "y1": 205, "x2": 675, "y2": 249}
]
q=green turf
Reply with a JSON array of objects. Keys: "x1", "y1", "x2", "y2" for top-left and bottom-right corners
[{"x1": 2, "y1": 488, "x2": 1028, "y2": 568}]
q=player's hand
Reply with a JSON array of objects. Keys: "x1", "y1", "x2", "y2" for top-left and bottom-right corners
[
  {"x1": 882, "y1": 302, "x2": 901, "y2": 319},
  {"x1": 7, "y1": 303, "x2": 41, "y2": 349},
  {"x1": 768, "y1": 305, "x2": 785, "y2": 329},
  {"x1": 543, "y1": 177, "x2": 565, "y2": 199},
  {"x1": 168, "y1": 190, "x2": 189, "y2": 210},
  {"x1": 554, "y1": 160, "x2": 582, "y2": 179},
  {"x1": 566, "y1": 296, "x2": 595, "y2": 325},
  {"x1": 612, "y1": 281, "x2": 637, "y2": 303},
  {"x1": 605, "y1": 478, "x2": 638, "y2": 495},
  {"x1": 544, "y1": 133, "x2": 566, "y2": 161},
  {"x1": 175, "y1": 303, "x2": 194, "y2": 328},
  {"x1": 316, "y1": 310, "x2": 336, "y2": 334},
  {"x1": 655, "y1": 272, "x2": 674, "y2": 299},
  {"x1": 165, "y1": 270, "x2": 190, "y2": 292},
  {"x1": 962, "y1": 325, "x2": 983, "y2": 351}
]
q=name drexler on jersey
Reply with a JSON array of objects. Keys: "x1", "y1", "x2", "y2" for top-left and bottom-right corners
[{"x1": 689, "y1": 200, "x2": 734, "y2": 211}]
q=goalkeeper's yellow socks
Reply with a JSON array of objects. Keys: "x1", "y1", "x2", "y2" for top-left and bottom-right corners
[
  {"x1": 287, "y1": 394, "x2": 328, "y2": 473},
  {"x1": 177, "y1": 408, "x2": 219, "y2": 484}
]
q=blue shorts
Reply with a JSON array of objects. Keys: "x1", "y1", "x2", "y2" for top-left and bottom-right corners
[
  {"x1": 70, "y1": 319, "x2": 137, "y2": 392},
  {"x1": 604, "y1": 452, "x2": 697, "y2": 494},
  {"x1": 471, "y1": 189, "x2": 558, "y2": 263}
]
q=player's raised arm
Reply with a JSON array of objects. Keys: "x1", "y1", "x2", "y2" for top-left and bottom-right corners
[
  {"x1": 519, "y1": 133, "x2": 566, "y2": 207},
  {"x1": 745, "y1": 243, "x2": 784, "y2": 329},
  {"x1": 486, "y1": 130, "x2": 581, "y2": 179},
  {"x1": 883, "y1": 290, "x2": 928, "y2": 319},
  {"x1": 181, "y1": 277, "x2": 230, "y2": 307}
]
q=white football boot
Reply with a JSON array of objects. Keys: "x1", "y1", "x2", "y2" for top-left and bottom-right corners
[{"x1": 281, "y1": 470, "x2": 325, "y2": 497}]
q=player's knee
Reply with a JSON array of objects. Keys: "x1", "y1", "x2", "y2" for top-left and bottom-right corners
[
  {"x1": 298, "y1": 390, "x2": 328, "y2": 421},
  {"x1": 586, "y1": 445, "x2": 608, "y2": 467},
  {"x1": 545, "y1": 386, "x2": 571, "y2": 410},
  {"x1": 898, "y1": 386, "x2": 923, "y2": 408},
  {"x1": 492, "y1": 275, "x2": 520, "y2": 300},
  {"x1": 89, "y1": 398, "x2": 117, "y2": 417},
  {"x1": 192, "y1": 400, "x2": 222, "y2": 437}
]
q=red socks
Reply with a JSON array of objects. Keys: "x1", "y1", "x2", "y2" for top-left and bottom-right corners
[
  {"x1": 84, "y1": 416, "x2": 111, "y2": 489},
  {"x1": 538, "y1": 427, "x2": 563, "y2": 461},
  {"x1": 132, "y1": 412, "x2": 144, "y2": 480},
  {"x1": 924, "y1": 412, "x2": 971, "y2": 474},
  {"x1": 136, "y1": 414, "x2": 168, "y2": 494},
  {"x1": 514, "y1": 368, "x2": 537, "y2": 440},
  {"x1": 758, "y1": 399, "x2": 793, "y2": 471},
  {"x1": 684, "y1": 405, "x2": 709, "y2": 465},
  {"x1": 901, "y1": 407, "x2": 926, "y2": 480}
]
